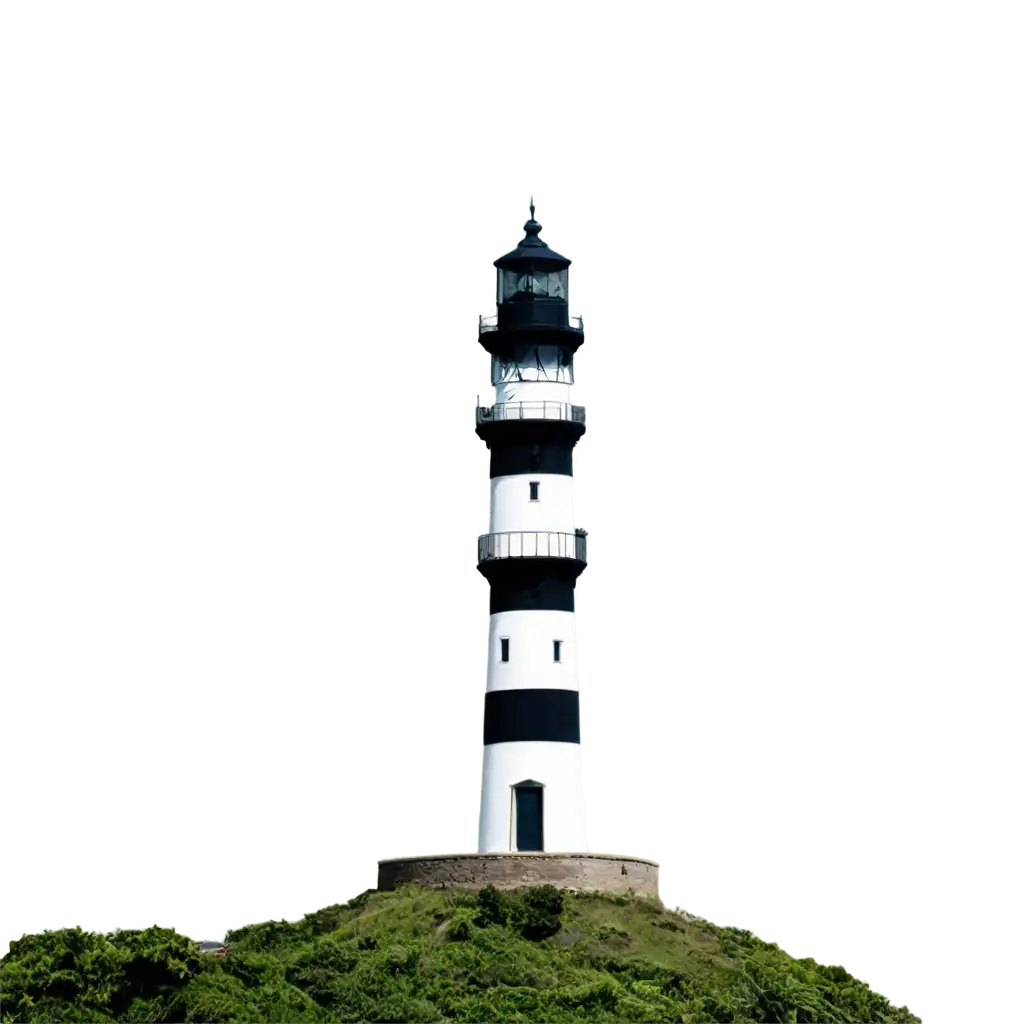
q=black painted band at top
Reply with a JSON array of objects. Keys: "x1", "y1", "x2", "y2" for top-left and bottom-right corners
[
  {"x1": 476, "y1": 416, "x2": 584, "y2": 453},
  {"x1": 483, "y1": 688, "x2": 581, "y2": 745}
]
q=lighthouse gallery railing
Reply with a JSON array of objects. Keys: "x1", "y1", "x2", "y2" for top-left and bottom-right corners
[
  {"x1": 478, "y1": 531, "x2": 587, "y2": 565},
  {"x1": 476, "y1": 401, "x2": 585, "y2": 425},
  {"x1": 475, "y1": 307, "x2": 581, "y2": 331}
]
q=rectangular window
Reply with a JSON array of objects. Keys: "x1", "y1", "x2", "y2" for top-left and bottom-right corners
[
  {"x1": 553, "y1": 640, "x2": 562, "y2": 662},
  {"x1": 529, "y1": 481, "x2": 540, "y2": 501},
  {"x1": 500, "y1": 637, "x2": 510, "y2": 662}
]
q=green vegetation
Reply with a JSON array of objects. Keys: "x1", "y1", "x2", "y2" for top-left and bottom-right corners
[{"x1": 1, "y1": 886, "x2": 919, "y2": 1022}]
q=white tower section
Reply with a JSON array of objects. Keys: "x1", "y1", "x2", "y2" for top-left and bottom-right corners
[{"x1": 475, "y1": 208, "x2": 588, "y2": 854}]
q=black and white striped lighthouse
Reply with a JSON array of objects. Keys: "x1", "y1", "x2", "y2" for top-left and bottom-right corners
[{"x1": 475, "y1": 205, "x2": 588, "y2": 854}]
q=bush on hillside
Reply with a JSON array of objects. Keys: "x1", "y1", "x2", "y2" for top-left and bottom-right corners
[{"x1": 1, "y1": 887, "x2": 921, "y2": 1024}]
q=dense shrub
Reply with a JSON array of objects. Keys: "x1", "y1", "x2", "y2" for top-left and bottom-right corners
[
  {"x1": 0, "y1": 926, "x2": 201, "y2": 1023},
  {"x1": 473, "y1": 884, "x2": 564, "y2": 940},
  {"x1": 1, "y1": 887, "x2": 920, "y2": 1023}
]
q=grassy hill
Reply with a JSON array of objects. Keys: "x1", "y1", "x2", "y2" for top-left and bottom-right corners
[{"x1": 1, "y1": 885, "x2": 919, "y2": 1023}]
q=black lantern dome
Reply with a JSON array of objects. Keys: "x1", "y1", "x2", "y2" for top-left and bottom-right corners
[{"x1": 480, "y1": 203, "x2": 584, "y2": 350}]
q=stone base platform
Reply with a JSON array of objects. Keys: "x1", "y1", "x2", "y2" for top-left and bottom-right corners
[{"x1": 377, "y1": 853, "x2": 658, "y2": 898}]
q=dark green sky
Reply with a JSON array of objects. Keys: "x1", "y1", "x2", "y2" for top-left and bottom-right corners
[{"x1": 2, "y1": 2, "x2": 1024, "y2": 942}]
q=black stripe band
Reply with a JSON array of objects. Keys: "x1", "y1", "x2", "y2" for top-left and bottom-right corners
[
  {"x1": 483, "y1": 688, "x2": 581, "y2": 745},
  {"x1": 488, "y1": 438, "x2": 575, "y2": 478},
  {"x1": 478, "y1": 558, "x2": 584, "y2": 613},
  {"x1": 585, "y1": 696, "x2": 1024, "y2": 745}
]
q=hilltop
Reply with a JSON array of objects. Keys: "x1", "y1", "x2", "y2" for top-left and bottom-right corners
[{"x1": 1, "y1": 885, "x2": 919, "y2": 1022}]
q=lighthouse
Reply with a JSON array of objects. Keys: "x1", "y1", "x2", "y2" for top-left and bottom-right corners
[
  {"x1": 475, "y1": 204, "x2": 588, "y2": 854},
  {"x1": 377, "y1": 206, "x2": 658, "y2": 896}
]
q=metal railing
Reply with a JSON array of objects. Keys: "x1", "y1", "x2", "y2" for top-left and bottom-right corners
[
  {"x1": 478, "y1": 531, "x2": 587, "y2": 564},
  {"x1": 478, "y1": 313, "x2": 584, "y2": 333},
  {"x1": 476, "y1": 401, "x2": 586, "y2": 425}
]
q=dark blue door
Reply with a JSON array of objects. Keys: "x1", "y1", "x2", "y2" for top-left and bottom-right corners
[{"x1": 515, "y1": 786, "x2": 543, "y2": 851}]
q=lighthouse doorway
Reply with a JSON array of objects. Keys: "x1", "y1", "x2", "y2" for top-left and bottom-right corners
[{"x1": 514, "y1": 782, "x2": 544, "y2": 852}]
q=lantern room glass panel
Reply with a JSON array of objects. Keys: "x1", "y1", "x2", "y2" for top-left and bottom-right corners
[{"x1": 498, "y1": 267, "x2": 568, "y2": 303}]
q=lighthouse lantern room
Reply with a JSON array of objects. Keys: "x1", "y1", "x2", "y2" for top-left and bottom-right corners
[{"x1": 475, "y1": 204, "x2": 588, "y2": 854}]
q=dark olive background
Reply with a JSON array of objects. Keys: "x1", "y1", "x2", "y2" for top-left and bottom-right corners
[{"x1": 2, "y1": 4, "x2": 1024, "y2": 1015}]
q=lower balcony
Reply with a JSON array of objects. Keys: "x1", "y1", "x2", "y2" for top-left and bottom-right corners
[{"x1": 478, "y1": 530, "x2": 587, "y2": 566}]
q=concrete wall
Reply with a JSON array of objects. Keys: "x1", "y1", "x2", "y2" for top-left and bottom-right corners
[{"x1": 378, "y1": 853, "x2": 658, "y2": 898}]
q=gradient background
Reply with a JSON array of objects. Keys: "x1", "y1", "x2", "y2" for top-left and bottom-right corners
[{"x1": 6, "y1": 2, "x2": 1024, "y2": 1024}]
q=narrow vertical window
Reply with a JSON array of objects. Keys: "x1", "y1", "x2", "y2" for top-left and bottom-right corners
[
  {"x1": 553, "y1": 640, "x2": 562, "y2": 663},
  {"x1": 500, "y1": 637, "x2": 510, "y2": 662},
  {"x1": 529, "y1": 481, "x2": 540, "y2": 501}
]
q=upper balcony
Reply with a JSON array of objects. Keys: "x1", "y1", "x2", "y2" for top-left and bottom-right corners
[
  {"x1": 479, "y1": 305, "x2": 585, "y2": 333},
  {"x1": 473, "y1": 303, "x2": 585, "y2": 356},
  {"x1": 473, "y1": 397, "x2": 581, "y2": 425}
]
